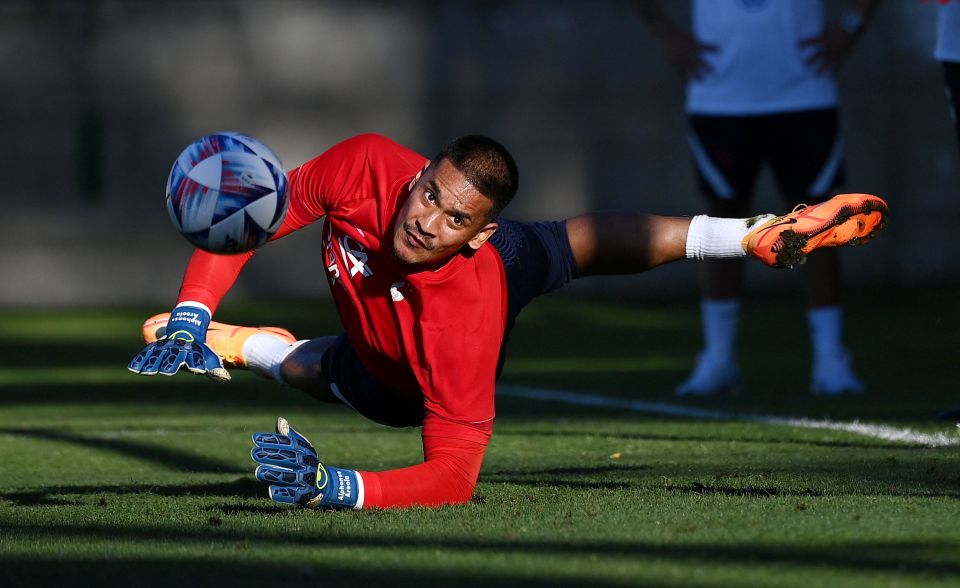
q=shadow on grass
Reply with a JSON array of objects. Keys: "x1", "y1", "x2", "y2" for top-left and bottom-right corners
[
  {"x1": 495, "y1": 426, "x2": 895, "y2": 450},
  {"x1": 665, "y1": 482, "x2": 824, "y2": 498},
  {"x1": 482, "y1": 464, "x2": 652, "y2": 490},
  {"x1": 480, "y1": 460, "x2": 960, "y2": 500},
  {"x1": 0, "y1": 379, "x2": 319, "y2": 408},
  {"x1": 1, "y1": 524, "x2": 959, "y2": 581},
  {"x1": 0, "y1": 557, "x2": 614, "y2": 588},
  {"x1": 0, "y1": 428, "x2": 244, "y2": 474},
  {"x1": 1, "y1": 478, "x2": 260, "y2": 506}
]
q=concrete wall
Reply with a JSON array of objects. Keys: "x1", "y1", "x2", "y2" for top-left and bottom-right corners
[{"x1": 1, "y1": 0, "x2": 956, "y2": 307}]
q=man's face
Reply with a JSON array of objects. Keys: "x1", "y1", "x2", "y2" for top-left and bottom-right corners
[{"x1": 391, "y1": 159, "x2": 498, "y2": 267}]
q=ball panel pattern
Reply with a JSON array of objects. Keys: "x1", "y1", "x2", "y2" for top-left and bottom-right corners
[{"x1": 165, "y1": 132, "x2": 288, "y2": 253}]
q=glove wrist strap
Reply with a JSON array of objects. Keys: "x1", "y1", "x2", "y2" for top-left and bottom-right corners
[
  {"x1": 167, "y1": 304, "x2": 211, "y2": 341},
  {"x1": 312, "y1": 465, "x2": 364, "y2": 510}
]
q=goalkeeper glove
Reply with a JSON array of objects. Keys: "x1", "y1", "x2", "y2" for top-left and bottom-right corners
[
  {"x1": 251, "y1": 417, "x2": 363, "y2": 510},
  {"x1": 127, "y1": 303, "x2": 230, "y2": 382}
]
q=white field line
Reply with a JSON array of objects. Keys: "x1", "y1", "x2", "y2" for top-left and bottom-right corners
[{"x1": 498, "y1": 385, "x2": 960, "y2": 448}]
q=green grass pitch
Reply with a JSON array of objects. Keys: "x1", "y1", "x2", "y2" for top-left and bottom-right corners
[{"x1": 1, "y1": 284, "x2": 959, "y2": 587}]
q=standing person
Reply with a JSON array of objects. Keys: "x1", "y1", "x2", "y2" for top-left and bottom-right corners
[
  {"x1": 129, "y1": 133, "x2": 887, "y2": 509},
  {"x1": 936, "y1": 0, "x2": 960, "y2": 149},
  {"x1": 634, "y1": 0, "x2": 880, "y2": 396},
  {"x1": 934, "y1": 0, "x2": 960, "y2": 421}
]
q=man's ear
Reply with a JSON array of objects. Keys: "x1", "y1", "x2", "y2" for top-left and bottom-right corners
[
  {"x1": 467, "y1": 222, "x2": 499, "y2": 250},
  {"x1": 408, "y1": 163, "x2": 430, "y2": 191}
]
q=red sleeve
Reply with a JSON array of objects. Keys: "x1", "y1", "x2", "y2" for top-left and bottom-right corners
[
  {"x1": 279, "y1": 133, "x2": 426, "y2": 235},
  {"x1": 357, "y1": 431, "x2": 487, "y2": 508},
  {"x1": 177, "y1": 249, "x2": 255, "y2": 313}
]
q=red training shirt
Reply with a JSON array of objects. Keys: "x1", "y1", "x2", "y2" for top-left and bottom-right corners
[{"x1": 177, "y1": 134, "x2": 508, "y2": 508}]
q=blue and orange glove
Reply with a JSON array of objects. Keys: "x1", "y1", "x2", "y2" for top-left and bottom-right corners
[
  {"x1": 251, "y1": 417, "x2": 363, "y2": 510},
  {"x1": 127, "y1": 303, "x2": 230, "y2": 382}
]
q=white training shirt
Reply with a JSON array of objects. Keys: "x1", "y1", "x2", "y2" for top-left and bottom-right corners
[
  {"x1": 935, "y1": 1, "x2": 960, "y2": 63},
  {"x1": 687, "y1": 0, "x2": 838, "y2": 115}
]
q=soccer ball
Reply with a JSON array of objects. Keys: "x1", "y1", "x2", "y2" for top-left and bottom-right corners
[{"x1": 165, "y1": 132, "x2": 288, "y2": 253}]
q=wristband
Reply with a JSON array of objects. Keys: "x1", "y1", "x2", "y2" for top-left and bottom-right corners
[
  {"x1": 166, "y1": 304, "x2": 211, "y2": 342},
  {"x1": 312, "y1": 465, "x2": 364, "y2": 510}
]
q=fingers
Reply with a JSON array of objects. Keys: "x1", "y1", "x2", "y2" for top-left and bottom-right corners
[
  {"x1": 204, "y1": 367, "x2": 231, "y2": 383},
  {"x1": 252, "y1": 419, "x2": 324, "y2": 507},
  {"x1": 255, "y1": 463, "x2": 319, "y2": 505},
  {"x1": 128, "y1": 341, "x2": 184, "y2": 376},
  {"x1": 130, "y1": 340, "x2": 229, "y2": 380},
  {"x1": 697, "y1": 42, "x2": 719, "y2": 53},
  {"x1": 274, "y1": 416, "x2": 317, "y2": 450},
  {"x1": 195, "y1": 343, "x2": 231, "y2": 382},
  {"x1": 284, "y1": 425, "x2": 316, "y2": 452},
  {"x1": 267, "y1": 485, "x2": 316, "y2": 506},
  {"x1": 255, "y1": 463, "x2": 303, "y2": 486},
  {"x1": 251, "y1": 433, "x2": 320, "y2": 468},
  {"x1": 158, "y1": 344, "x2": 190, "y2": 376},
  {"x1": 252, "y1": 446, "x2": 303, "y2": 469},
  {"x1": 128, "y1": 344, "x2": 162, "y2": 376}
]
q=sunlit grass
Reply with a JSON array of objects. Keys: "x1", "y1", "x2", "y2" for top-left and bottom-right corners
[
  {"x1": 0, "y1": 367, "x2": 143, "y2": 385},
  {"x1": 1, "y1": 287, "x2": 960, "y2": 587},
  {"x1": 503, "y1": 355, "x2": 688, "y2": 375}
]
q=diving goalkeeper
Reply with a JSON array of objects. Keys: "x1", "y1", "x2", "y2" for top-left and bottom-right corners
[{"x1": 129, "y1": 133, "x2": 887, "y2": 510}]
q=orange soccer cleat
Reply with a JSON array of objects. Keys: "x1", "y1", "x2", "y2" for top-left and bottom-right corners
[
  {"x1": 742, "y1": 193, "x2": 888, "y2": 268},
  {"x1": 141, "y1": 313, "x2": 296, "y2": 369}
]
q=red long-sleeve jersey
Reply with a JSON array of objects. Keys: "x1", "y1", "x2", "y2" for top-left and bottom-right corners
[{"x1": 177, "y1": 134, "x2": 508, "y2": 508}]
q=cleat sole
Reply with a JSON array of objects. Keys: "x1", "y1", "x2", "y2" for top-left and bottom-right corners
[{"x1": 772, "y1": 199, "x2": 888, "y2": 268}]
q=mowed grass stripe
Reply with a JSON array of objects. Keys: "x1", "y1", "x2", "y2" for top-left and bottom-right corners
[{"x1": 0, "y1": 290, "x2": 959, "y2": 587}]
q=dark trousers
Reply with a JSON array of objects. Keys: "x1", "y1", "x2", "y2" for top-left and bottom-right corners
[{"x1": 943, "y1": 61, "x2": 960, "y2": 151}]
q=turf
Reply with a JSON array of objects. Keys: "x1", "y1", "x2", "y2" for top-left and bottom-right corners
[{"x1": 1, "y1": 283, "x2": 959, "y2": 587}]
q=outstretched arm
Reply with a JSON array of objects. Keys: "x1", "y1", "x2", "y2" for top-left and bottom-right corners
[
  {"x1": 358, "y1": 435, "x2": 487, "y2": 508},
  {"x1": 252, "y1": 417, "x2": 487, "y2": 509}
]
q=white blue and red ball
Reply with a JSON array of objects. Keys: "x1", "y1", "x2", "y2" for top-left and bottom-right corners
[{"x1": 166, "y1": 132, "x2": 288, "y2": 254}]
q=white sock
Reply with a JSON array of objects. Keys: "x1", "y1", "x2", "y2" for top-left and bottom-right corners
[
  {"x1": 807, "y1": 305, "x2": 844, "y2": 359},
  {"x1": 701, "y1": 299, "x2": 740, "y2": 361},
  {"x1": 242, "y1": 334, "x2": 304, "y2": 384},
  {"x1": 685, "y1": 214, "x2": 775, "y2": 260}
]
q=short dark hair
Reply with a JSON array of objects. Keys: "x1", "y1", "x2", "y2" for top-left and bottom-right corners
[{"x1": 433, "y1": 135, "x2": 518, "y2": 220}]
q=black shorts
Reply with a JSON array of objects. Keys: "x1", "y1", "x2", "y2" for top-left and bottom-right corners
[
  {"x1": 943, "y1": 61, "x2": 960, "y2": 148},
  {"x1": 688, "y1": 108, "x2": 845, "y2": 204},
  {"x1": 318, "y1": 219, "x2": 578, "y2": 427}
]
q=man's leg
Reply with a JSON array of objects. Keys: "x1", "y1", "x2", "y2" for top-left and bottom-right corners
[
  {"x1": 943, "y1": 61, "x2": 960, "y2": 150},
  {"x1": 564, "y1": 213, "x2": 690, "y2": 276},
  {"x1": 565, "y1": 203, "x2": 758, "y2": 397},
  {"x1": 560, "y1": 189, "x2": 886, "y2": 396},
  {"x1": 938, "y1": 61, "x2": 960, "y2": 418},
  {"x1": 674, "y1": 115, "x2": 762, "y2": 395},
  {"x1": 769, "y1": 108, "x2": 863, "y2": 395},
  {"x1": 205, "y1": 323, "x2": 424, "y2": 426},
  {"x1": 678, "y1": 197, "x2": 754, "y2": 396},
  {"x1": 277, "y1": 337, "x2": 340, "y2": 403}
]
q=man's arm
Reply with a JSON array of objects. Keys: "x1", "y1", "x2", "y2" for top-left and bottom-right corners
[
  {"x1": 631, "y1": 0, "x2": 716, "y2": 82},
  {"x1": 129, "y1": 151, "x2": 336, "y2": 379},
  {"x1": 800, "y1": 0, "x2": 882, "y2": 75},
  {"x1": 358, "y1": 434, "x2": 487, "y2": 508},
  {"x1": 252, "y1": 418, "x2": 487, "y2": 509}
]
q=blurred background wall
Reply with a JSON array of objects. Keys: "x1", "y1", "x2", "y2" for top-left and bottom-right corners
[{"x1": 0, "y1": 0, "x2": 955, "y2": 307}]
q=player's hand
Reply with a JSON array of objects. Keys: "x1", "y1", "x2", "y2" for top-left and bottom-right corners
[
  {"x1": 251, "y1": 417, "x2": 361, "y2": 510},
  {"x1": 799, "y1": 24, "x2": 859, "y2": 76},
  {"x1": 127, "y1": 305, "x2": 230, "y2": 382},
  {"x1": 652, "y1": 27, "x2": 718, "y2": 82}
]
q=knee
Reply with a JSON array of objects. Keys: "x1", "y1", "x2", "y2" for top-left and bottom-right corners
[{"x1": 278, "y1": 337, "x2": 336, "y2": 390}]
